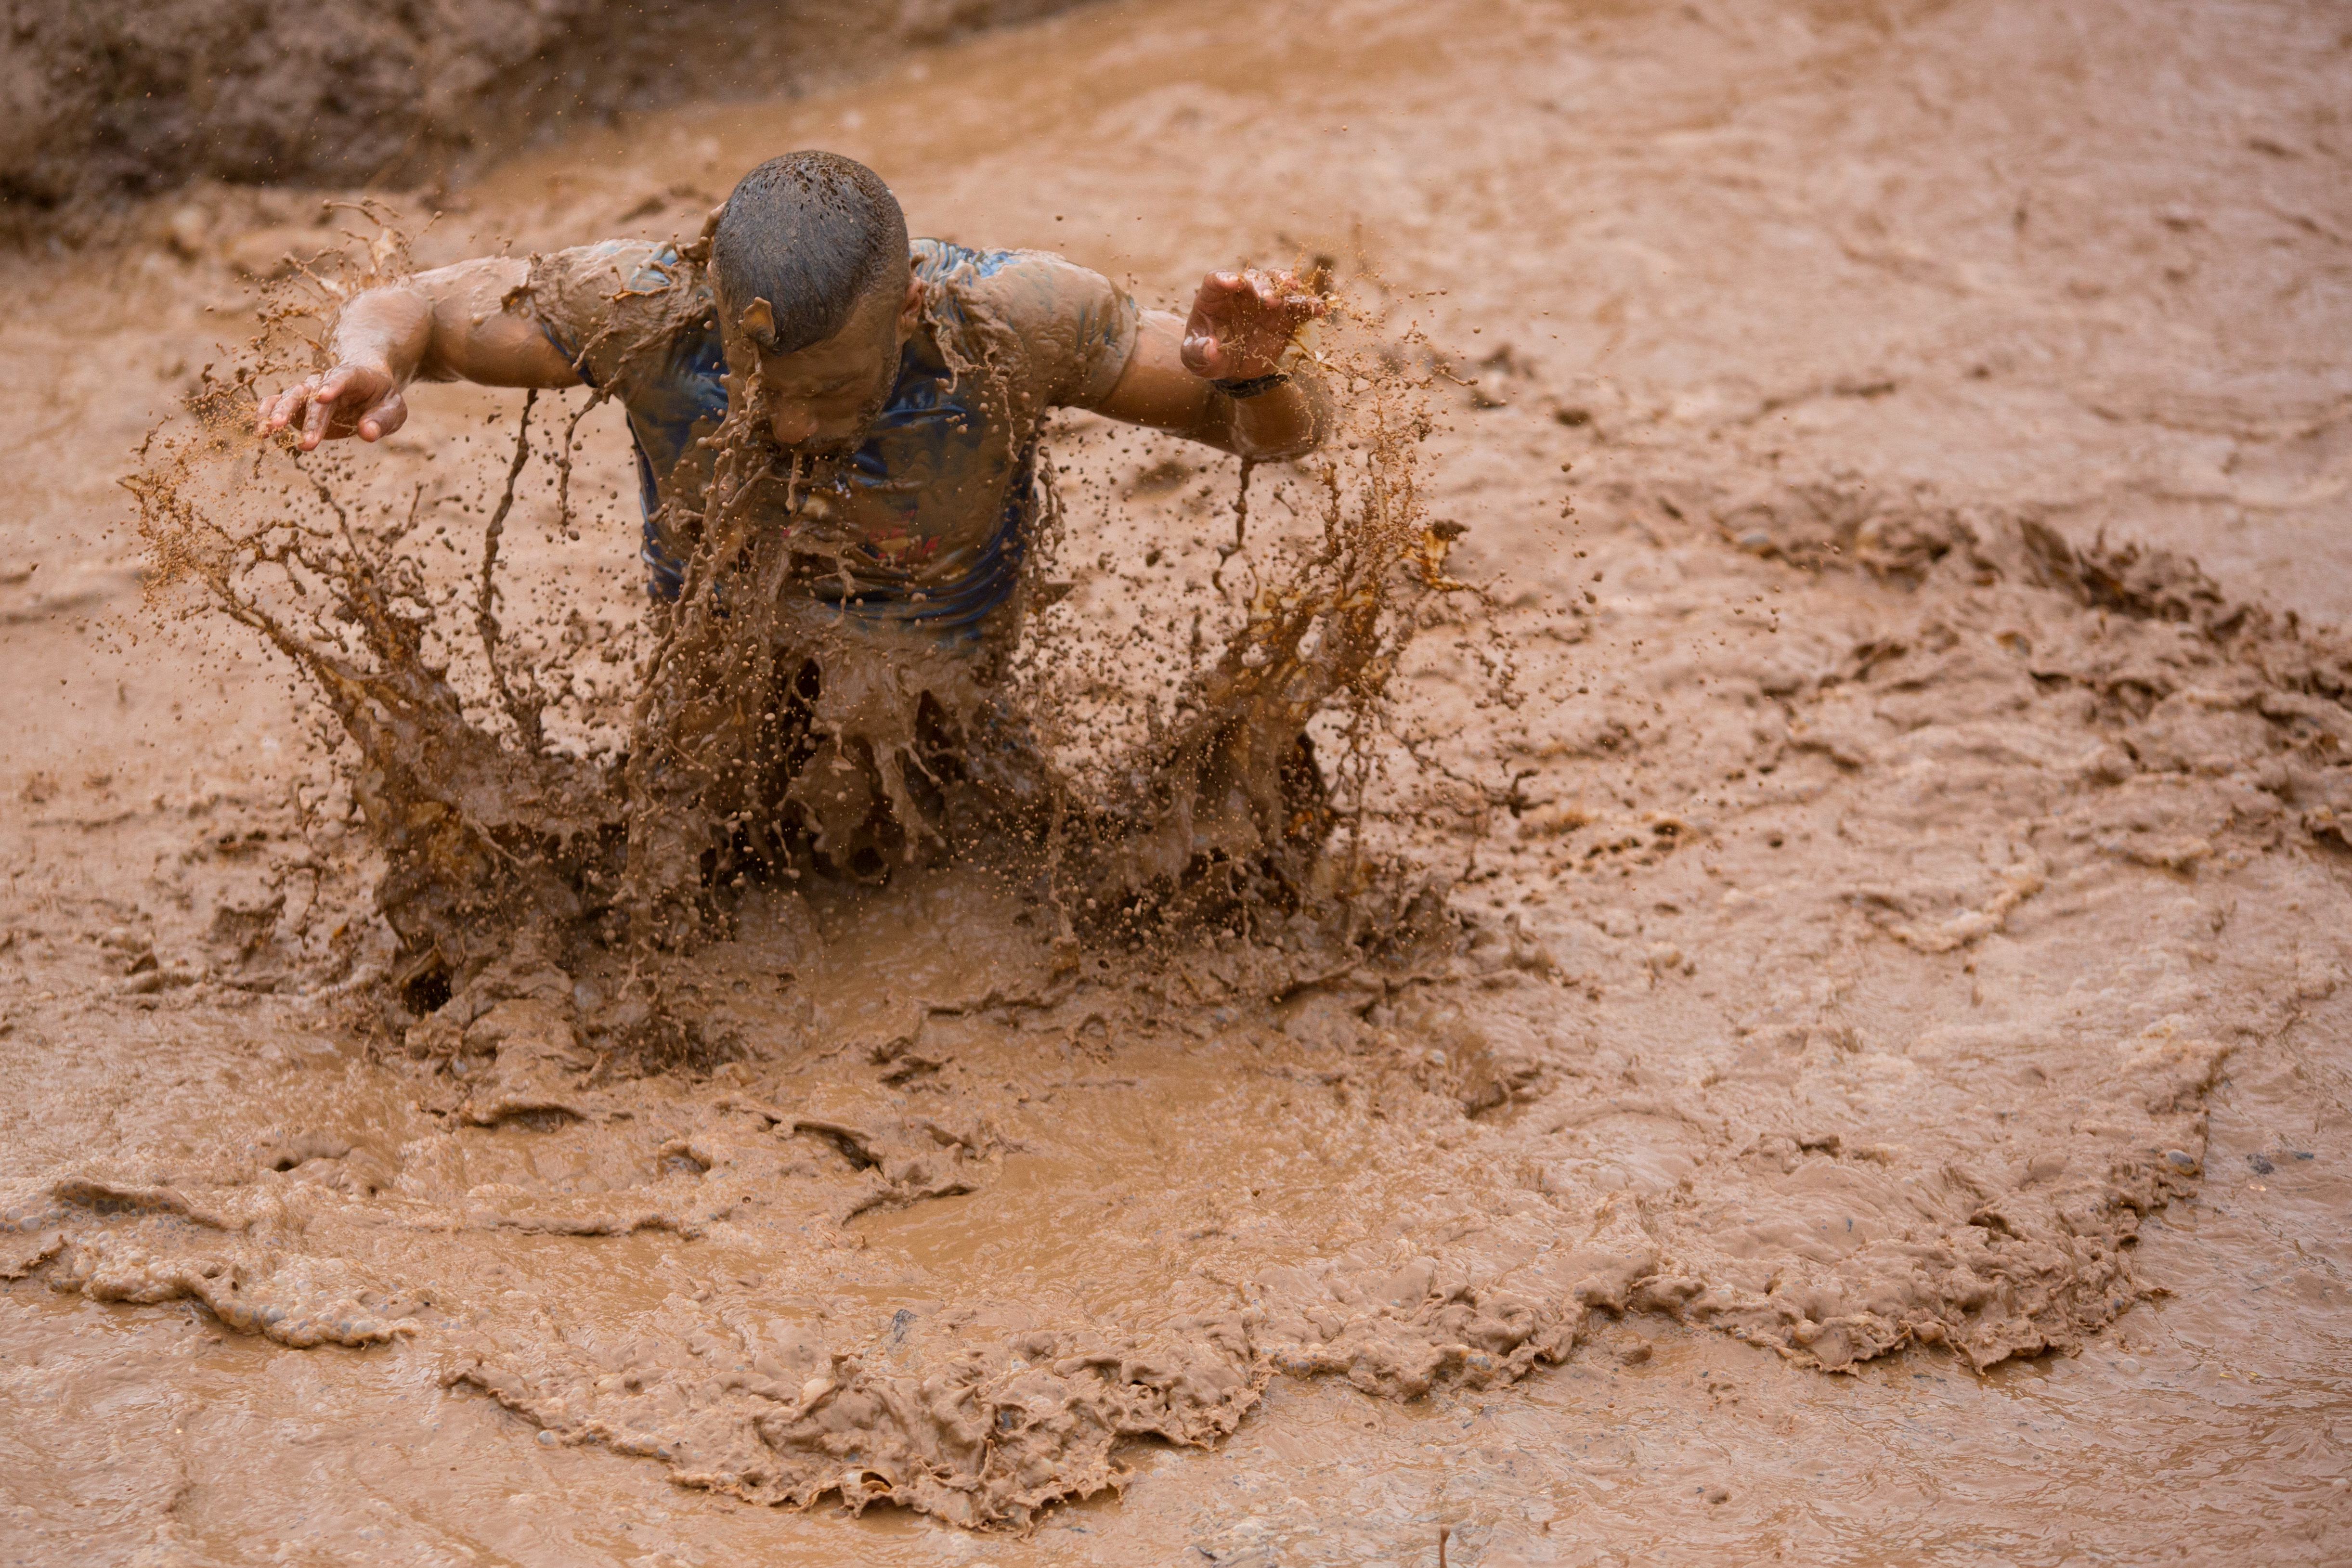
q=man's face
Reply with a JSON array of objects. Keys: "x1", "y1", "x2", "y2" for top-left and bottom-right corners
[{"x1": 724, "y1": 273, "x2": 921, "y2": 456}]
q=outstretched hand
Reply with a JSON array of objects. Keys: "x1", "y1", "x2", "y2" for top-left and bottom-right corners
[
  {"x1": 1180, "y1": 267, "x2": 1324, "y2": 383},
  {"x1": 256, "y1": 362, "x2": 407, "y2": 449}
]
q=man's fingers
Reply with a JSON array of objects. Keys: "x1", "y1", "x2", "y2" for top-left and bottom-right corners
[
  {"x1": 1187, "y1": 265, "x2": 1326, "y2": 382},
  {"x1": 304, "y1": 367, "x2": 378, "y2": 448},
  {"x1": 260, "y1": 381, "x2": 309, "y2": 434},
  {"x1": 358, "y1": 389, "x2": 407, "y2": 442},
  {"x1": 300, "y1": 386, "x2": 335, "y2": 449},
  {"x1": 1221, "y1": 270, "x2": 1323, "y2": 335},
  {"x1": 1254, "y1": 272, "x2": 1326, "y2": 319},
  {"x1": 256, "y1": 365, "x2": 403, "y2": 446},
  {"x1": 1193, "y1": 271, "x2": 1249, "y2": 314}
]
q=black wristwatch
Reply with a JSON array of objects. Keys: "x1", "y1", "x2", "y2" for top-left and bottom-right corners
[{"x1": 1212, "y1": 372, "x2": 1290, "y2": 400}]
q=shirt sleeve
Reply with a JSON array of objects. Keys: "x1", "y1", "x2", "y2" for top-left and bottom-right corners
[
  {"x1": 958, "y1": 249, "x2": 1141, "y2": 411},
  {"x1": 522, "y1": 240, "x2": 705, "y2": 398}
]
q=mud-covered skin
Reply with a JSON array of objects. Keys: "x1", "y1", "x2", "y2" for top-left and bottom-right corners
[{"x1": 8, "y1": 0, "x2": 2352, "y2": 1561}]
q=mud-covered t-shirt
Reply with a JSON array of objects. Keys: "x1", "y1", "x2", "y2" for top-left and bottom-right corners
[{"x1": 526, "y1": 237, "x2": 1139, "y2": 630}]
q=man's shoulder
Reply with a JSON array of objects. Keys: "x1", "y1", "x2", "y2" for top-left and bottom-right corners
[
  {"x1": 913, "y1": 239, "x2": 1119, "y2": 315},
  {"x1": 911, "y1": 237, "x2": 1034, "y2": 285},
  {"x1": 530, "y1": 239, "x2": 713, "y2": 324},
  {"x1": 913, "y1": 238, "x2": 1135, "y2": 392},
  {"x1": 526, "y1": 238, "x2": 718, "y2": 390}
]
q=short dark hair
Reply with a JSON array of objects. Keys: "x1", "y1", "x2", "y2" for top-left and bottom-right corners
[{"x1": 710, "y1": 151, "x2": 910, "y2": 354}]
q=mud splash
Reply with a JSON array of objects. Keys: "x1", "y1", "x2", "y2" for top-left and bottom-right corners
[{"x1": 125, "y1": 222, "x2": 1471, "y2": 1037}]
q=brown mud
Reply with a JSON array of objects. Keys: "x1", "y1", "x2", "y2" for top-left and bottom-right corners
[
  {"x1": 5, "y1": 0, "x2": 2352, "y2": 1562},
  {"x1": 2, "y1": 0, "x2": 1090, "y2": 228}
]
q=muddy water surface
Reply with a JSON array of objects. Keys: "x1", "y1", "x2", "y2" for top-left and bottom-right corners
[{"x1": 5, "y1": 0, "x2": 2352, "y2": 1563}]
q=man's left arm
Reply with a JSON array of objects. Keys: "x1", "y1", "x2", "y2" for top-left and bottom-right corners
[{"x1": 1089, "y1": 269, "x2": 1331, "y2": 460}]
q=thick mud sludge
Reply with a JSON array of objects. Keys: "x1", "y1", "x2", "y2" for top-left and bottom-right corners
[
  {"x1": 70, "y1": 224, "x2": 2352, "y2": 1531},
  {"x1": 7, "y1": 0, "x2": 2352, "y2": 1560}
]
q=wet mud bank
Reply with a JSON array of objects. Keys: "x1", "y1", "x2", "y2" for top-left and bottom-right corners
[
  {"x1": 2, "y1": 0, "x2": 1092, "y2": 230},
  {"x1": 5, "y1": 0, "x2": 2352, "y2": 1561}
]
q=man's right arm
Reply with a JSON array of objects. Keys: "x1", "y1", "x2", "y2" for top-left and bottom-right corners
[{"x1": 256, "y1": 257, "x2": 581, "y2": 450}]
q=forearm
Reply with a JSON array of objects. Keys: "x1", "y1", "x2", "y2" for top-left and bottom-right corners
[
  {"x1": 265, "y1": 257, "x2": 570, "y2": 446},
  {"x1": 1099, "y1": 309, "x2": 1331, "y2": 461},
  {"x1": 333, "y1": 259, "x2": 570, "y2": 389}
]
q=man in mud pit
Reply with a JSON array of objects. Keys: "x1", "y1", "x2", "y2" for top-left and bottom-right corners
[{"x1": 257, "y1": 150, "x2": 1330, "y2": 888}]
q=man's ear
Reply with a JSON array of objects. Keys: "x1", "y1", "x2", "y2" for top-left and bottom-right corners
[
  {"x1": 737, "y1": 297, "x2": 776, "y2": 345},
  {"x1": 897, "y1": 275, "x2": 925, "y2": 333}
]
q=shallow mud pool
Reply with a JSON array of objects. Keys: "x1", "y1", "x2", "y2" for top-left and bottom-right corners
[{"x1": 5, "y1": 0, "x2": 2352, "y2": 1563}]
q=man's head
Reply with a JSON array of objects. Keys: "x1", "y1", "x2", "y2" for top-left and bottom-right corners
[{"x1": 711, "y1": 151, "x2": 921, "y2": 454}]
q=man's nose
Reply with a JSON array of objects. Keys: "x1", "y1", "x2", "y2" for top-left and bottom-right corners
[{"x1": 769, "y1": 402, "x2": 819, "y2": 444}]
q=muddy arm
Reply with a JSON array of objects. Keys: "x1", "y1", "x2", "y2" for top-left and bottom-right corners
[
  {"x1": 1094, "y1": 307, "x2": 1332, "y2": 461},
  {"x1": 1092, "y1": 267, "x2": 1330, "y2": 461},
  {"x1": 257, "y1": 257, "x2": 579, "y2": 450}
]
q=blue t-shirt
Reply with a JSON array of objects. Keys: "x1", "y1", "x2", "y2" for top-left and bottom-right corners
[{"x1": 527, "y1": 238, "x2": 1139, "y2": 633}]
